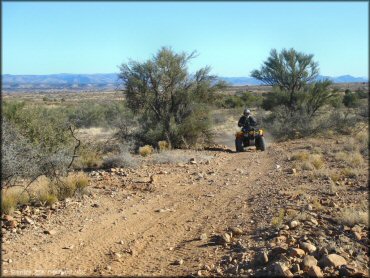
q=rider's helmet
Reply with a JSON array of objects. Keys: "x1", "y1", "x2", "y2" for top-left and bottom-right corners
[{"x1": 243, "y1": 108, "x2": 251, "y2": 116}]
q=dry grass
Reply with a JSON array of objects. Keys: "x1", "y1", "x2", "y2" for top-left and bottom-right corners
[
  {"x1": 291, "y1": 151, "x2": 309, "y2": 161},
  {"x1": 292, "y1": 152, "x2": 325, "y2": 171},
  {"x1": 158, "y1": 141, "x2": 170, "y2": 151},
  {"x1": 311, "y1": 197, "x2": 323, "y2": 211},
  {"x1": 75, "y1": 146, "x2": 102, "y2": 169},
  {"x1": 50, "y1": 172, "x2": 90, "y2": 200},
  {"x1": 37, "y1": 190, "x2": 58, "y2": 206},
  {"x1": 335, "y1": 151, "x2": 365, "y2": 168},
  {"x1": 336, "y1": 207, "x2": 368, "y2": 228},
  {"x1": 1, "y1": 188, "x2": 30, "y2": 215},
  {"x1": 310, "y1": 154, "x2": 325, "y2": 169},
  {"x1": 341, "y1": 168, "x2": 360, "y2": 178},
  {"x1": 271, "y1": 208, "x2": 285, "y2": 228},
  {"x1": 139, "y1": 145, "x2": 154, "y2": 157}
]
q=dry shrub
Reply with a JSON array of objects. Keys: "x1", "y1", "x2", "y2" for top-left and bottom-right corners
[
  {"x1": 158, "y1": 141, "x2": 170, "y2": 151},
  {"x1": 139, "y1": 145, "x2": 154, "y2": 157},
  {"x1": 291, "y1": 152, "x2": 309, "y2": 161},
  {"x1": 301, "y1": 161, "x2": 314, "y2": 171},
  {"x1": 341, "y1": 168, "x2": 359, "y2": 178},
  {"x1": 285, "y1": 209, "x2": 298, "y2": 221},
  {"x1": 102, "y1": 152, "x2": 137, "y2": 169},
  {"x1": 1, "y1": 190, "x2": 30, "y2": 215},
  {"x1": 37, "y1": 191, "x2": 58, "y2": 206},
  {"x1": 334, "y1": 151, "x2": 347, "y2": 162},
  {"x1": 310, "y1": 154, "x2": 325, "y2": 169},
  {"x1": 343, "y1": 138, "x2": 359, "y2": 152},
  {"x1": 311, "y1": 197, "x2": 323, "y2": 211},
  {"x1": 335, "y1": 151, "x2": 365, "y2": 168},
  {"x1": 349, "y1": 153, "x2": 365, "y2": 168},
  {"x1": 1, "y1": 191, "x2": 18, "y2": 215},
  {"x1": 75, "y1": 146, "x2": 102, "y2": 169},
  {"x1": 271, "y1": 208, "x2": 285, "y2": 228},
  {"x1": 330, "y1": 171, "x2": 341, "y2": 183},
  {"x1": 51, "y1": 172, "x2": 89, "y2": 200},
  {"x1": 336, "y1": 208, "x2": 368, "y2": 227}
]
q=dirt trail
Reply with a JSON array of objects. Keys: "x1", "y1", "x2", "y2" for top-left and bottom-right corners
[{"x1": 2, "y1": 147, "x2": 276, "y2": 276}]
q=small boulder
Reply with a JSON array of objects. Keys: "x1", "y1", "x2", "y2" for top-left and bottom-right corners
[
  {"x1": 229, "y1": 227, "x2": 244, "y2": 236},
  {"x1": 3, "y1": 215, "x2": 14, "y2": 221},
  {"x1": 319, "y1": 254, "x2": 347, "y2": 268},
  {"x1": 307, "y1": 265, "x2": 323, "y2": 277},
  {"x1": 302, "y1": 255, "x2": 317, "y2": 270},
  {"x1": 291, "y1": 264, "x2": 300, "y2": 273},
  {"x1": 199, "y1": 233, "x2": 208, "y2": 241},
  {"x1": 289, "y1": 248, "x2": 305, "y2": 257},
  {"x1": 289, "y1": 220, "x2": 299, "y2": 229},
  {"x1": 222, "y1": 233, "x2": 232, "y2": 243},
  {"x1": 300, "y1": 242, "x2": 317, "y2": 254},
  {"x1": 274, "y1": 262, "x2": 293, "y2": 277}
]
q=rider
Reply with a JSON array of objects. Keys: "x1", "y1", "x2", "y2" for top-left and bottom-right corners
[{"x1": 238, "y1": 108, "x2": 257, "y2": 130}]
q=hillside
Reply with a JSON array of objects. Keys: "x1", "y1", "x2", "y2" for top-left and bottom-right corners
[{"x1": 2, "y1": 74, "x2": 368, "y2": 93}]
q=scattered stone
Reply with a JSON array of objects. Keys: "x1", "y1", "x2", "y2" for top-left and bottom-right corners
[
  {"x1": 113, "y1": 252, "x2": 122, "y2": 260},
  {"x1": 308, "y1": 217, "x2": 318, "y2": 226},
  {"x1": 289, "y1": 220, "x2": 299, "y2": 229},
  {"x1": 307, "y1": 265, "x2": 324, "y2": 277},
  {"x1": 339, "y1": 265, "x2": 358, "y2": 277},
  {"x1": 289, "y1": 248, "x2": 305, "y2": 257},
  {"x1": 105, "y1": 265, "x2": 112, "y2": 271},
  {"x1": 255, "y1": 251, "x2": 269, "y2": 265},
  {"x1": 274, "y1": 262, "x2": 293, "y2": 277},
  {"x1": 44, "y1": 229, "x2": 57, "y2": 235},
  {"x1": 300, "y1": 242, "x2": 317, "y2": 254},
  {"x1": 281, "y1": 225, "x2": 290, "y2": 230},
  {"x1": 229, "y1": 227, "x2": 243, "y2": 236},
  {"x1": 23, "y1": 216, "x2": 34, "y2": 225},
  {"x1": 6, "y1": 220, "x2": 18, "y2": 228},
  {"x1": 291, "y1": 264, "x2": 300, "y2": 273},
  {"x1": 63, "y1": 245, "x2": 74, "y2": 250},
  {"x1": 319, "y1": 254, "x2": 347, "y2": 268},
  {"x1": 199, "y1": 233, "x2": 208, "y2": 241},
  {"x1": 174, "y1": 259, "x2": 184, "y2": 265},
  {"x1": 302, "y1": 255, "x2": 318, "y2": 270},
  {"x1": 3, "y1": 215, "x2": 14, "y2": 221},
  {"x1": 222, "y1": 233, "x2": 232, "y2": 243},
  {"x1": 189, "y1": 158, "x2": 197, "y2": 164},
  {"x1": 91, "y1": 203, "x2": 100, "y2": 208},
  {"x1": 353, "y1": 231, "x2": 362, "y2": 240}
]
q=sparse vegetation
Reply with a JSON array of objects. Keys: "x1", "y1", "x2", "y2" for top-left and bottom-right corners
[
  {"x1": 336, "y1": 207, "x2": 368, "y2": 227},
  {"x1": 271, "y1": 208, "x2": 285, "y2": 228},
  {"x1": 139, "y1": 145, "x2": 154, "y2": 157}
]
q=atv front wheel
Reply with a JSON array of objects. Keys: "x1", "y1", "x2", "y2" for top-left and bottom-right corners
[
  {"x1": 235, "y1": 139, "x2": 244, "y2": 152},
  {"x1": 256, "y1": 137, "x2": 266, "y2": 151}
]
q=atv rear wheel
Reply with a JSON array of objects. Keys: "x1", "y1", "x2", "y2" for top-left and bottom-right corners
[
  {"x1": 235, "y1": 139, "x2": 244, "y2": 152},
  {"x1": 256, "y1": 137, "x2": 266, "y2": 151}
]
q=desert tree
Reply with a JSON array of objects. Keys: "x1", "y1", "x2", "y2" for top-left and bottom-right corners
[
  {"x1": 251, "y1": 48, "x2": 319, "y2": 112},
  {"x1": 118, "y1": 47, "x2": 225, "y2": 148}
]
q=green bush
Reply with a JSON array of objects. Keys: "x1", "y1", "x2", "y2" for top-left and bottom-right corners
[{"x1": 343, "y1": 91, "x2": 360, "y2": 108}]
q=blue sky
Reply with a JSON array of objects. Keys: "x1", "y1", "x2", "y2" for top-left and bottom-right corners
[{"x1": 3, "y1": 1, "x2": 369, "y2": 77}]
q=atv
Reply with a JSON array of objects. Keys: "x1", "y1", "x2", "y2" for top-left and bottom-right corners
[{"x1": 235, "y1": 126, "x2": 266, "y2": 152}]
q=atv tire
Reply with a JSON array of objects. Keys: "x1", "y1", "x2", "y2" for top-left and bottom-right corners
[
  {"x1": 235, "y1": 139, "x2": 244, "y2": 152},
  {"x1": 256, "y1": 137, "x2": 266, "y2": 151}
]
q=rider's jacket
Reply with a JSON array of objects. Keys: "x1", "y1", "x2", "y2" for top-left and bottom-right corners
[{"x1": 238, "y1": 115, "x2": 257, "y2": 129}]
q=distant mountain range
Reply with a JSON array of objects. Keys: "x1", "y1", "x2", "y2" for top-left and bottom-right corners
[{"x1": 2, "y1": 73, "x2": 368, "y2": 92}]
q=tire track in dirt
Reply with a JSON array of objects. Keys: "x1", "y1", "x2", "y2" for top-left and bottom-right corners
[{"x1": 3, "y1": 148, "x2": 275, "y2": 276}]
